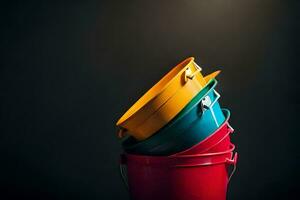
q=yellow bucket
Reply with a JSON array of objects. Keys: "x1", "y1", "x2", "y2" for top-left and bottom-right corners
[{"x1": 116, "y1": 57, "x2": 220, "y2": 141}]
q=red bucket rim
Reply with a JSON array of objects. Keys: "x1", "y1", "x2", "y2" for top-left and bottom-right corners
[
  {"x1": 172, "y1": 118, "x2": 234, "y2": 156},
  {"x1": 122, "y1": 144, "x2": 235, "y2": 166}
]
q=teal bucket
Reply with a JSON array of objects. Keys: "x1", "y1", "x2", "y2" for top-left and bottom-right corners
[{"x1": 122, "y1": 79, "x2": 226, "y2": 155}]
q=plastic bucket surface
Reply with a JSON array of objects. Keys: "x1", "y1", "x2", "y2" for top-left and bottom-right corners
[
  {"x1": 120, "y1": 144, "x2": 237, "y2": 200},
  {"x1": 173, "y1": 109, "x2": 233, "y2": 156},
  {"x1": 117, "y1": 57, "x2": 220, "y2": 140},
  {"x1": 122, "y1": 80, "x2": 225, "y2": 155}
]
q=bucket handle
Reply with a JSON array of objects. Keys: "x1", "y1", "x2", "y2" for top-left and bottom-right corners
[
  {"x1": 227, "y1": 123, "x2": 234, "y2": 133},
  {"x1": 119, "y1": 154, "x2": 129, "y2": 189},
  {"x1": 185, "y1": 62, "x2": 202, "y2": 81},
  {"x1": 198, "y1": 90, "x2": 220, "y2": 118},
  {"x1": 202, "y1": 125, "x2": 234, "y2": 153},
  {"x1": 226, "y1": 152, "x2": 238, "y2": 181},
  {"x1": 202, "y1": 90, "x2": 220, "y2": 110},
  {"x1": 208, "y1": 90, "x2": 221, "y2": 127},
  {"x1": 117, "y1": 127, "x2": 128, "y2": 138}
]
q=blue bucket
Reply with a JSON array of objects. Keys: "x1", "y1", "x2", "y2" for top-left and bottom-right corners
[{"x1": 122, "y1": 79, "x2": 225, "y2": 155}]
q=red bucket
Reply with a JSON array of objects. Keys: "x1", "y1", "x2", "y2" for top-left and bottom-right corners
[
  {"x1": 120, "y1": 144, "x2": 237, "y2": 200},
  {"x1": 173, "y1": 120, "x2": 234, "y2": 156}
]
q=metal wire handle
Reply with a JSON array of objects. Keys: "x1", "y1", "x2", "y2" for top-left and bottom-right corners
[
  {"x1": 227, "y1": 123, "x2": 234, "y2": 133},
  {"x1": 117, "y1": 127, "x2": 128, "y2": 138},
  {"x1": 199, "y1": 90, "x2": 221, "y2": 127},
  {"x1": 201, "y1": 90, "x2": 220, "y2": 110},
  {"x1": 185, "y1": 62, "x2": 202, "y2": 81},
  {"x1": 119, "y1": 164, "x2": 129, "y2": 189},
  {"x1": 226, "y1": 152, "x2": 238, "y2": 182},
  {"x1": 119, "y1": 154, "x2": 129, "y2": 189}
]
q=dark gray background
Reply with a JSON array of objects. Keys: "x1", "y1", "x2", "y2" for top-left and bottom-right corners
[{"x1": 1, "y1": 0, "x2": 299, "y2": 199}]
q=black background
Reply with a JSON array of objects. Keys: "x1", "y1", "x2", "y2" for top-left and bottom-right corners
[{"x1": 1, "y1": 0, "x2": 299, "y2": 199}]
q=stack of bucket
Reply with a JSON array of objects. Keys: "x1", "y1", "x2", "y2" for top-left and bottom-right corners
[{"x1": 116, "y1": 57, "x2": 238, "y2": 200}]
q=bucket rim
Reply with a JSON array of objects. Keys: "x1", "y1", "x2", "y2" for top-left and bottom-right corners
[
  {"x1": 121, "y1": 144, "x2": 236, "y2": 167},
  {"x1": 171, "y1": 108, "x2": 231, "y2": 156},
  {"x1": 171, "y1": 143, "x2": 235, "y2": 158},
  {"x1": 121, "y1": 79, "x2": 218, "y2": 150},
  {"x1": 167, "y1": 78, "x2": 218, "y2": 124},
  {"x1": 116, "y1": 57, "x2": 195, "y2": 126},
  {"x1": 123, "y1": 144, "x2": 235, "y2": 162}
]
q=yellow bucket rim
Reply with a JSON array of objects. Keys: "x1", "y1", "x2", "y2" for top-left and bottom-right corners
[
  {"x1": 116, "y1": 57, "x2": 195, "y2": 126},
  {"x1": 130, "y1": 71, "x2": 221, "y2": 140}
]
